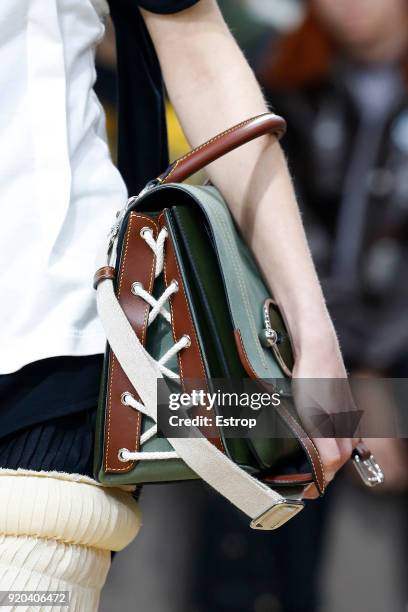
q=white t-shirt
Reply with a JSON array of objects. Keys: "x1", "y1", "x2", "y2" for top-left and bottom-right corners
[{"x1": 0, "y1": 0, "x2": 128, "y2": 374}]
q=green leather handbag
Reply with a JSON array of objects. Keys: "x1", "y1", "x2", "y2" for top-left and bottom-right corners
[{"x1": 93, "y1": 113, "x2": 383, "y2": 530}]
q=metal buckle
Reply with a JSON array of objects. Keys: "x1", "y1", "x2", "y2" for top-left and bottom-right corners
[
  {"x1": 352, "y1": 451, "x2": 384, "y2": 487},
  {"x1": 250, "y1": 499, "x2": 304, "y2": 530}
]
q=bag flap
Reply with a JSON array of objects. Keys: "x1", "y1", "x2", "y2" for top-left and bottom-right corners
[{"x1": 171, "y1": 184, "x2": 294, "y2": 380}]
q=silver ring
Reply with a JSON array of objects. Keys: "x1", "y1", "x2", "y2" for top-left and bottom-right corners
[
  {"x1": 182, "y1": 334, "x2": 191, "y2": 348},
  {"x1": 131, "y1": 281, "x2": 144, "y2": 294},
  {"x1": 140, "y1": 226, "x2": 152, "y2": 238},
  {"x1": 118, "y1": 448, "x2": 130, "y2": 463},
  {"x1": 121, "y1": 391, "x2": 132, "y2": 406}
]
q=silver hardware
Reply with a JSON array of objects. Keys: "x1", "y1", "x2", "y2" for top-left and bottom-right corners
[
  {"x1": 137, "y1": 178, "x2": 161, "y2": 198},
  {"x1": 259, "y1": 298, "x2": 283, "y2": 348},
  {"x1": 121, "y1": 391, "x2": 132, "y2": 406},
  {"x1": 107, "y1": 178, "x2": 160, "y2": 252},
  {"x1": 118, "y1": 448, "x2": 130, "y2": 463},
  {"x1": 131, "y1": 281, "x2": 144, "y2": 294},
  {"x1": 140, "y1": 226, "x2": 152, "y2": 238},
  {"x1": 108, "y1": 195, "x2": 138, "y2": 249},
  {"x1": 250, "y1": 499, "x2": 304, "y2": 530},
  {"x1": 259, "y1": 328, "x2": 279, "y2": 348},
  {"x1": 182, "y1": 334, "x2": 191, "y2": 348},
  {"x1": 352, "y1": 451, "x2": 384, "y2": 487}
]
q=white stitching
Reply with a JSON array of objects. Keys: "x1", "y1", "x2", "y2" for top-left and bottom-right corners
[
  {"x1": 211, "y1": 203, "x2": 268, "y2": 367},
  {"x1": 105, "y1": 214, "x2": 158, "y2": 472},
  {"x1": 278, "y1": 404, "x2": 326, "y2": 493},
  {"x1": 163, "y1": 114, "x2": 283, "y2": 183}
]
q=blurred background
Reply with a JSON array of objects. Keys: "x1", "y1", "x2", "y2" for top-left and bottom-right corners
[{"x1": 97, "y1": 1, "x2": 408, "y2": 610}]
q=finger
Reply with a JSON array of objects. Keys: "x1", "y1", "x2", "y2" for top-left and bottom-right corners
[
  {"x1": 312, "y1": 437, "x2": 345, "y2": 484},
  {"x1": 313, "y1": 437, "x2": 355, "y2": 499},
  {"x1": 303, "y1": 438, "x2": 355, "y2": 499}
]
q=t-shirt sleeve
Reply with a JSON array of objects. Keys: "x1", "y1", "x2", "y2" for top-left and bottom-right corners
[{"x1": 137, "y1": 0, "x2": 200, "y2": 14}]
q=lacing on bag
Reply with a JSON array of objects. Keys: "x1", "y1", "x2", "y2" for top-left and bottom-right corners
[{"x1": 118, "y1": 227, "x2": 190, "y2": 463}]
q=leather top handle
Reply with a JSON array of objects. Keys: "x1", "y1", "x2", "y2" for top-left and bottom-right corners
[{"x1": 158, "y1": 112, "x2": 286, "y2": 185}]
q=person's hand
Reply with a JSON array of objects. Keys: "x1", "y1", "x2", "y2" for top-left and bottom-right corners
[{"x1": 292, "y1": 339, "x2": 359, "y2": 499}]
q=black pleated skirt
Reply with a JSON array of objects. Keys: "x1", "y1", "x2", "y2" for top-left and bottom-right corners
[
  {"x1": 0, "y1": 408, "x2": 97, "y2": 478},
  {"x1": 0, "y1": 355, "x2": 103, "y2": 478}
]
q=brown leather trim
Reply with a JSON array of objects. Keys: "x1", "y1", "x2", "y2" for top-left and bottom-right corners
[
  {"x1": 93, "y1": 266, "x2": 116, "y2": 289},
  {"x1": 160, "y1": 114, "x2": 286, "y2": 185},
  {"x1": 234, "y1": 329, "x2": 258, "y2": 378},
  {"x1": 104, "y1": 214, "x2": 158, "y2": 473},
  {"x1": 161, "y1": 214, "x2": 224, "y2": 452},
  {"x1": 234, "y1": 328, "x2": 326, "y2": 495},
  {"x1": 264, "y1": 473, "x2": 314, "y2": 485},
  {"x1": 276, "y1": 403, "x2": 326, "y2": 495}
]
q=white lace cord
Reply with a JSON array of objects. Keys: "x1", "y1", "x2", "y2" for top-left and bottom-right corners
[
  {"x1": 119, "y1": 227, "x2": 190, "y2": 463},
  {"x1": 120, "y1": 393, "x2": 178, "y2": 462},
  {"x1": 134, "y1": 284, "x2": 172, "y2": 325},
  {"x1": 143, "y1": 226, "x2": 167, "y2": 278}
]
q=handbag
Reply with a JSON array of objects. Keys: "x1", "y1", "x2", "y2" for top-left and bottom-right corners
[{"x1": 93, "y1": 113, "x2": 383, "y2": 530}]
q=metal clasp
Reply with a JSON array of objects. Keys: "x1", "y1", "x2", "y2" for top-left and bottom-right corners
[
  {"x1": 250, "y1": 499, "x2": 304, "y2": 530},
  {"x1": 107, "y1": 179, "x2": 161, "y2": 253},
  {"x1": 352, "y1": 450, "x2": 384, "y2": 487},
  {"x1": 107, "y1": 195, "x2": 139, "y2": 250},
  {"x1": 259, "y1": 298, "x2": 287, "y2": 348}
]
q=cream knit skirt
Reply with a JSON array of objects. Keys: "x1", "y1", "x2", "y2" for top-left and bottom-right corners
[{"x1": 0, "y1": 468, "x2": 141, "y2": 611}]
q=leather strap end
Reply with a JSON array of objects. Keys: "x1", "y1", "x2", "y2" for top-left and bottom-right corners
[{"x1": 94, "y1": 266, "x2": 116, "y2": 290}]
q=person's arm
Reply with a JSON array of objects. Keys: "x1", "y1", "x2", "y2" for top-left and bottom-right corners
[{"x1": 141, "y1": 0, "x2": 356, "y2": 495}]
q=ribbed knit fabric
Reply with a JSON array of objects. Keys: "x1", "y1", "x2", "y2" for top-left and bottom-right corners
[
  {"x1": 0, "y1": 469, "x2": 141, "y2": 611},
  {"x1": 0, "y1": 409, "x2": 97, "y2": 477},
  {"x1": 0, "y1": 535, "x2": 109, "y2": 611}
]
